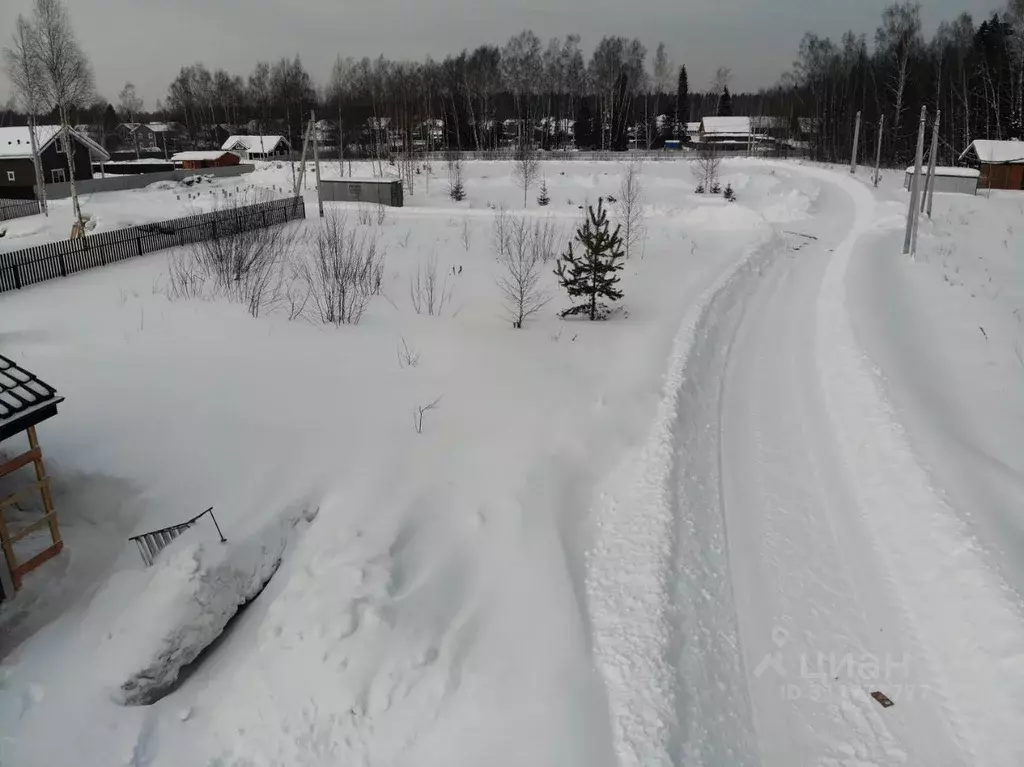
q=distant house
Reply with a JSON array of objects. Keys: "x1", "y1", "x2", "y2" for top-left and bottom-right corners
[
  {"x1": 685, "y1": 122, "x2": 702, "y2": 143},
  {"x1": 115, "y1": 121, "x2": 140, "y2": 146},
  {"x1": 171, "y1": 150, "x2": 240, "y2": 170},
  {"x1": 0, "y1": 125, "x2": 110, "y2": 199},
  {"x1": 221, "y1": 135, "x2": 290, "y2": 160},
  {"x1": 958, "y1": 140, "x2": 1024, "y2": 191},
  {"x1": 116, "y1": 122, "x2": 184, "y2": 155},
  {"x1": 698, "y1": 116, "x2": 755, "y2": 150},
  {"x1": 750, "y1": 116, "x2": 790, "y2": 140}
]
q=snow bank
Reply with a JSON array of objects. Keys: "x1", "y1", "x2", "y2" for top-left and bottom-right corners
[
  {"x1": 102, "y1": 506, "x2": 317, "y2": 705},
  {"x1": 679, "y1": 202, "x2": 763, "y2": 230}
]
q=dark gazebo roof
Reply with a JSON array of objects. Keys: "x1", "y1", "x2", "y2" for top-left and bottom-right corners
[{"x1": 0, "y1": 355, "x2": 64, "y2": 443}]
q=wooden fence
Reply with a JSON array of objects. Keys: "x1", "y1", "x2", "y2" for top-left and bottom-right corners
[
  {"x1": 0, "y1": 196, "x2": 305, "y2": 293},
  {"x1": 0, "y1": 199, "x2": 42, "y2": 223}
]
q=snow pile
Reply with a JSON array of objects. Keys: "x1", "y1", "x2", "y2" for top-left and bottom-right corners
[
  {"x1": 105, "y1": 507, "x2": 315, "y2": 705},
  {"x1": 680, "y1": 201, "x2": 763, "y2": 230}
]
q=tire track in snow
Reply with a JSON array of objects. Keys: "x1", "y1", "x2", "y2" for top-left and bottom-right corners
[
  {"x1": 812, "y1": 167, "x2": 1024, "y2": 766},
  {"x1": 585, "y1": 229, "x2": 773, "y2": 767}
]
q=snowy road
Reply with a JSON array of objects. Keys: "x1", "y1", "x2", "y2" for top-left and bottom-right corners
[
  {"x1": 591, "y1": 164, "x2": 1024, "y2": 767},
  {"x1": 718, "y1": 177, "x2": 964, "y2": 765}
]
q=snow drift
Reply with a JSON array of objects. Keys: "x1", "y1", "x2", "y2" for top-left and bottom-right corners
[{"x1": 105, "y1": 505, "x2": 317, "y2": 705}]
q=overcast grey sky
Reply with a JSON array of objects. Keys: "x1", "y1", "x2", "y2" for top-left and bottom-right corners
[{"x1": 0, "y1": 0, "x2": 1004, "y2": 108}]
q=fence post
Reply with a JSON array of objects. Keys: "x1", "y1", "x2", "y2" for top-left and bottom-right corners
[
  {"x1": 12, "y1": 264, "x2": 21, "y2": 290},
  {"x1": 136, "y1": 232, "x2": 143, "y2": 256},
  {"x1": 58, "y1": 251, "x2": 67, "y2": 277}
]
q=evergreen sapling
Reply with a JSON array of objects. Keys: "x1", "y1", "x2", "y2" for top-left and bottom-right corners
[
  {"x1": 554, "y1": 198, "x2": 625, "y2": 320},
  {"x1": 537, "y1": 178, "x2": 550, "y2": 206}
]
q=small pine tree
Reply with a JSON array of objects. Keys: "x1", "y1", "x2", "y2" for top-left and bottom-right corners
[
  {"x1": 724, "y1": 183, "x2": 736, "y2": 202},
  {"x1": 694, "y1": 182, "x2": 705, "y2": 194},
  {"x1": 710, "y1": 180, "x2": 722, "y2": 195},
  {"x1": 449, "y1": 179, "x2": 465, "y2": 201},
  {"x1": 537, "y1": 179, "x2": 550, "y2": 206},
  {"x1": 554, "y1": 198, "x2": 625, "y2": 320}
]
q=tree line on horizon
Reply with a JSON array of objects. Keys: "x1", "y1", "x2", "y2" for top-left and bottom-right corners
[{"x1": 5, "y1": 1, "x2": 1024, "y2": 166}]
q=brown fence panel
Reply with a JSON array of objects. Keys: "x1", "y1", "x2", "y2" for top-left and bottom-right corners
[
  {"x1": 0, "y1": 197, "x2": 306, "y2": 294},
  {"x1": 0, "y1": 199, "x2": 41, "y2": 222}
]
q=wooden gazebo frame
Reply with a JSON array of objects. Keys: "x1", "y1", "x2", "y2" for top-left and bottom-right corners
[{"x1": 0, "y1": 356, "x2": 64, "y2": 595}]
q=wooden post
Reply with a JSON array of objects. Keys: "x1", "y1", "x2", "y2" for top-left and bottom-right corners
[
  {"x1": 874, "y1": 114, "x2": 884, "y2": 187},
  {"x1": 924, "y1": 110, "x2": 941, "y2": 218},
  {"x1": 312, "y1": 110, "x2": 324, "y2": 218},
  {"x1": 904, "y1": 106, "x2": 927, "y2": 256},
  {"x1": 850, "y1": 110, "x2": 862, "y2": 174}
]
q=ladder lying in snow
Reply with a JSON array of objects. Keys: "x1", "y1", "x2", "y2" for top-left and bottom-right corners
[{"x1": 129, "y1": 507, "x2": 226, "y2": 567}]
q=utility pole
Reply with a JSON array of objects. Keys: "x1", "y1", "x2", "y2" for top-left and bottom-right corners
[
  {"x1": 873, "y1": 114, "x2": 884, "y2": 188},
  {"x1": 923, "y1": 109, "x2": 941, "y2": 219},
  {"x1": 312, "y1": 110, "x2": 324, "y2": 218},
  {"x1": 850, "y1": 110, "x2": 862, "y2": 174},
  {"x1": 904, "y1": 106, "x2": 927, "y2": 256}
]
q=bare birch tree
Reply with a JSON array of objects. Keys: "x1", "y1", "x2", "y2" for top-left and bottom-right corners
[
  {"x1": 492, "y1": 209, "x2": 550, "y2": 328},
  {"x1": 692, "y1": 142, "x2": 721, "y2": 192},
  {"x1": 31, "y1": 0, "x2": 94, "y2": 232},
  {"x1": 3, "y1": 15, "x2": 48, "y2": 215},
  {"x1": 618, "y1": 161, "x2": 646, "y2": 258},
  {"x1": 513, "y1": 143, "x2": 541, "y2": 208}
]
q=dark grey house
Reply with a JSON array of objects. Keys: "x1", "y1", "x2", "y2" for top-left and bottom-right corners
[{"x1": 0, "y1": 125, "x2": 110, "y2": 200}]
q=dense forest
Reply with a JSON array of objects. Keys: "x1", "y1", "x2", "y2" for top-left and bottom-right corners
[{"x1": 4, "y1": 0, "x2": 1023, "y2": 166}]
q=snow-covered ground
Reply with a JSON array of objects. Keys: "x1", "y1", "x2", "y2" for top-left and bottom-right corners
[{"x1": 1, "y1": 158, "x2": 1023, "y2": 766}]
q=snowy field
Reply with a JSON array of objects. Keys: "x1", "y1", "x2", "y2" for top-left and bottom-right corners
[{"x1": 1, "y1": 158, "x2": 1023, "y2": 766}]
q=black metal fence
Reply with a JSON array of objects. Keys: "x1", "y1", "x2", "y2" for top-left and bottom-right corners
[
  {"x1": 0, "y1": 199, "x2": 42, "y2": 223},
  {"x1": 0, "y1": 196, "x2": 305, "y2": 293},
  {"x1": 129, "y1": 507, "x2": 226, "y2": 567}
]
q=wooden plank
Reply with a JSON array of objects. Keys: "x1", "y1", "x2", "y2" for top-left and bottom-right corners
[
  {"x1": 26, "y1": 426, "x2": 60, "y2": 545},
  {"x1": 0, "y1": 447, "x2": 41, "y2": 477},
  {"x1": 11, "y1": 540, "x2": 63, "y2": 588}
]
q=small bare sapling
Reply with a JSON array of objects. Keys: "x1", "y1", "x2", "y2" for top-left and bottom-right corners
[{"x1": 413, "y1": 395, "x2": 442, "y2": 434}]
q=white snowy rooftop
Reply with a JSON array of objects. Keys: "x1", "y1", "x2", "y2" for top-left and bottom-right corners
[
  {"x1": 0, "y1": 125, "x2": 109, "y2": 161},
  {"x1": 0, "y1": 125, "x2": 63, "y2": 159},
  {"x1": 905, "y1": 166, "x2": 981, "y2": 178},
  {"x1": 172, "y1": 151, "x2": 232, "y2": 162},
  {"x1": 701, "y1": 117, "x2": 752, "y2": 135},
  {"x1": 959, "y1": 140, "x2": 1024, "y2": 164},
  {"x1": 221, "y1": 135, "x2": 288, "y2": 153}
]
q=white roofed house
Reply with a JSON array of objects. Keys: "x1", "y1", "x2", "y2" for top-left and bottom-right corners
[
  {"x1": 698, "y1": 116, "x2": 756, "y2": 152},
  {"x1": 0, "y1": 125, "x2": 110, "y2": 200},
  {"x1": 958, "y1": 140, "x2": 1024, "y2": 191},
  {"x1": 221, "y1": 135, "x2": 291, "y2": 161}
]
